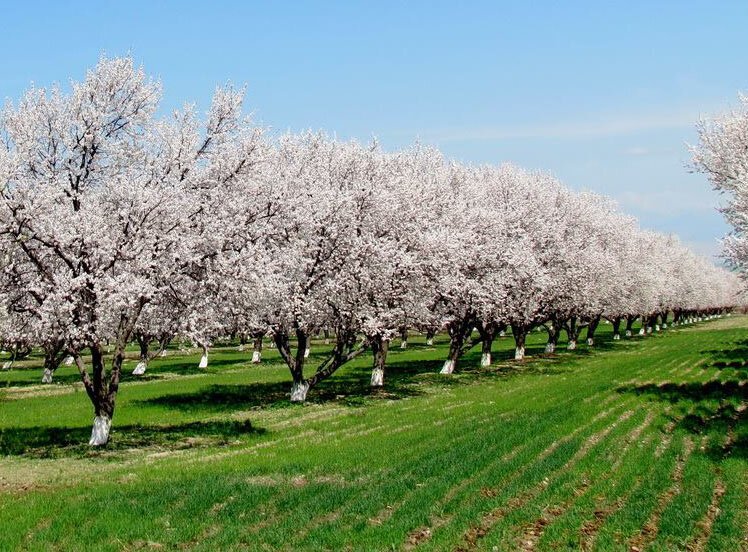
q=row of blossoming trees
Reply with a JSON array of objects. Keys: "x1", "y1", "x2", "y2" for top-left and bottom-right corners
[{"x1": 0, "y1": 58, "x2": 741, "y2": 445}]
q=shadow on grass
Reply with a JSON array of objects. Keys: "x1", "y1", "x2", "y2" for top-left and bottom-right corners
[
  {"x1": 0, "y1": 419, "x2": 265, "y2": 458},
  {"x1": 618, "y1": 380, "x2": 748, "y2": 461}
]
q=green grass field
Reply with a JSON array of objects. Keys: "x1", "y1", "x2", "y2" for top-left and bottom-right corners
[{"x1": 1, "y1": 317, "x2": 747, "y2": 551}]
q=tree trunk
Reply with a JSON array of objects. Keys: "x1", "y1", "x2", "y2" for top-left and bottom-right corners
[
  {"x1": 41, "y1": 341, "x2": 66, "y2": 384},
  {"x1": 198, "y1": 344, "x2": 209, "y2": 368},
  {"x1": 425, "y1": 328, "x2": 436, "y2": 346},
  {"x1": 544, "y1": 317, "x2": 562, "y2": 353},
  {"x1": 252, "y1": 335, "x2": 263, "y2": 364},
  {"x1": 586, "y1": 316, "x2": 601, "y2": 347},
  {"x1": 612, "y1": 317, "x2": 622, "y2": 340},
  {"x1": 441, "y1": 333, "x2": 462, "y2": 374},
  {"x1": 370, "y1": 335, "x2": 390, "y2": 387},
  {"x1": 133, "y1": 334, "x2": 149, "y2": 375},
  {"x1": 399, "y1": 327, "x2": 408, "y2": 349},
  {"x1": 74, "y1": 343, "x2": 126, "y2": 446},
  {"x1": 479, "y1": 321, "x2": 501, "y2": 366},
  {"x1": 565, "y1": 317, "x2": 579, "y2": 350},
  {"x1": 625, "y1": 315, "x2": 636, "y2": 337},
  {"x1": 512, "y1": 323, "x2": 528, "y2": 360},
  {"x1": 440, "y1": 316, "x2": 477, "y2": 374}
]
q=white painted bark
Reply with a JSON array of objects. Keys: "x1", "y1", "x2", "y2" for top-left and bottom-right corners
[
  {"x1": 400, "y1": 340, "x2": 408, "y2": 349},
  {"x1": 638, "y1": 328, "x2": 645, "y2": 336},
  {"x1": 481, "y1": 352, "x2": 491, "y2": 367},
  {"x1": 514, "y1": 346, "x2": 525, "y2": 360},
  {"x1": 655, "y1": 324, "x2": 661, "y2": 332},
  {"x1": 252, "y1": 351, "x2": 261, "y2": 363},
  {"x1": 567, "y1": 340, "x2": 577, "y2": 350},
  {"x1": 587, "y1": 338, "x2": 594, "y2": 346},
  {"x1": 646, "y1": 326, "x2": 653, "y2": 334},
  {"x1": 426, "y1": 338, "x2": 434, "y2": 346},
  {"x1": 662, "y1": 323, "x2": 667, "y2": 329},
  {"x1": 625, "y1": 330, "x2": 632, "y2": 337},
  {"x1": 132, "y1": 361, "x2": 147, "y2": 375},
  {"x1": 64, "y1": 356, "x2": 74, "y2": 366},
  {"x1": 304, "y1": 347, "x2": 310, "y2": 358},
  {"x1": 545, "y1": 342, "x2": 555, "y2": 353},
  {"x1": 198, "y1": 352, "x2": 208, "y2": 369},
  {"x1": 324, "y1": 338, "x2": 331, "y2": 345},
  {"x1": 237, "y1": 344, "x2": 245, "y2": 351},
  {"x1": 42, "y1": 367, "x2": 54, "y2": 383},
  {"x1": 370, "y1": 367, "x2": 384, "y2": 387},
  {"x1": 613, "y1": 333, "x2": 621, "y2": 340},
  {"x1": 159, "y1": 349, "x2": 168, "y2": 357},
  {"x1": 89, "y1": 415, "x2": 111, "y2": 446},
  {"x1": 440, "y1": 359, "x2": 455, "y2": 374},
  {"x1": 499, "y1": 330, "x2": 506, "y2": 337},
  {"x1": 290, "y1": 381, "x2": 310, "y2": 402}
]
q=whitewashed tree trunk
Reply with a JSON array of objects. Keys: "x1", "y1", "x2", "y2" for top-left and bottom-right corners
[
  {"x1": 638, "y1": 328, "x2": 645, "y2": 336},
  {"x1": 290, "y1": 380, "x2": 309, "y2": 402},
  {"x1": 440, "y1": 359, "x2": 455, "y2": 374},
  {"x1": 514, "y1": 346, "x2": 525, "y2": 360},
  {"x1": 64, "y1": 356, "x2": 74, "y2": 365},
  {"x1": 481, "y1": 352, "x2": 491, "y2": 367},
  {"x1": 252, "y1": 351, "x2": 261, "y2": 363},
  {"x1": 2, "y1": 360, "x2": 12, "y2": 370},
  {"x1": 324, "y1": 338, "x2": 331, "y2": 345},
  {"x1": 400, "y1": 340, "x2": 407, "y2": 349},
  {"x1": 426, "y1": 337, "x2": 434, "y2": 346},
  {"x1": 655, "y1": 324, "x2": 661, "y2": 332},
  {"x1": 567, "y1": 340, "x2": 577, "y2": 350},
  {"x1": 238, "y1": 343, "x2": 245, "y2": 351},
  {"x1": 613, "y1": 333, "x2": 621, "y2": 340},
  {"x1": 89, "y1": 415, "x2": 111, "y2": 446},
  {"x1": 545, "y1": 342, "x2": 555, "y2": 353},
  {"x1": 587, "y1": 338, "x2": 594, "y2": 346},
  {"x1": 304, "y1": 347, "x2": 310, "y2": 358},
  {"x1": 159, "y1": 349, "x2": 168, "y2": 357},
  {"x1": 132, "y1": 361, "x2": 147, "y2": 375},
  {"x1": 198, "y1": 345, "x2": 209, "y2": 368},
  {"x1": 625, "y1": 330, "x2": 632, "y2": 337},
  {"x1": 646, "y1": 326, "x2": 653, "y2": 334},
  {"x1": 370, "y1": 366, "x2": 384, "y2": 387},
  {"x1": 499, "y1": 330, "x2": 506, "y2": 337},
  {"x1": 42, "y1": 367, "x2": 54, "y2": 383}
]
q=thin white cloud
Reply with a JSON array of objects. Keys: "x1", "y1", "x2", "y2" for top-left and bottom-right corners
[{"x1": 623, "y1": 146, "x2": 652, "y2": 156}]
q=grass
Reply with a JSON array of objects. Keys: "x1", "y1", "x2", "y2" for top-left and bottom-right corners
[{"x1": 0, "y1": 317, "x2": 747, "y2": 550}]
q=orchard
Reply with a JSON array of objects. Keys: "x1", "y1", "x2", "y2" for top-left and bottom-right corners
[{"x1": 0, "y1": 58, "x2": 742, "y2": 446}]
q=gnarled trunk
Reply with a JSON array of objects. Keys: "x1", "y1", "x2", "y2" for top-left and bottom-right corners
[
  {"x1": 611, "y1": 317, "x2": 622, "y2": 340},
  {"x1": 198, "y1": 344, "x2": 209, "y2": 368},
  {"x1": 399, "y1": 327, "x2": 408, "y2": 349},
  {"x1": 440, "y1": 316, "x2": 479, "y2": 374},
  {"x1": 252, "y1": 335, "x2": 263, "y2": 364},
  {"x1": 478, "y1": 321, "x2": 503, "y2": 367},
  {"x1": 544, "y1": 317, "x2": 563, "y2": 353},
  {"x1": 133, "y1": 334, "x2": 150, "y2": 375},
  {"x1": 565, "y1": 317, "x2": 579, "y2": 350},
  {"x1": 586, "y1": 316, "x2": 601, "y2": 347},
  {"x1": 41, "y1": 341, "x2": 66, "y2": 384},
  {"x1": 370, "y1": 335, "x2": 390, "y2": 387},
  {"x1": 512, "y1": 323, "x2": 528, "y2": 360}
]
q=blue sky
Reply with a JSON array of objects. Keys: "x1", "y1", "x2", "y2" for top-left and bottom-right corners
[{"x1": 1, "y1": 1, "x2": 746, "y2": 259}]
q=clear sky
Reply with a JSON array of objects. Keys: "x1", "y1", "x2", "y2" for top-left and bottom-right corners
[{"x1": 1, "y1": 1, "x2": 746, "y2": 260}]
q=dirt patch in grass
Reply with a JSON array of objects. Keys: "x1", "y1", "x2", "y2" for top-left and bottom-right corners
[
  {"x1": 629, "y1": 436, "x2": 694, "y2": 551},
  {"x1": 686, "y1": 478, "x2": 726, "y2": 552}
]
